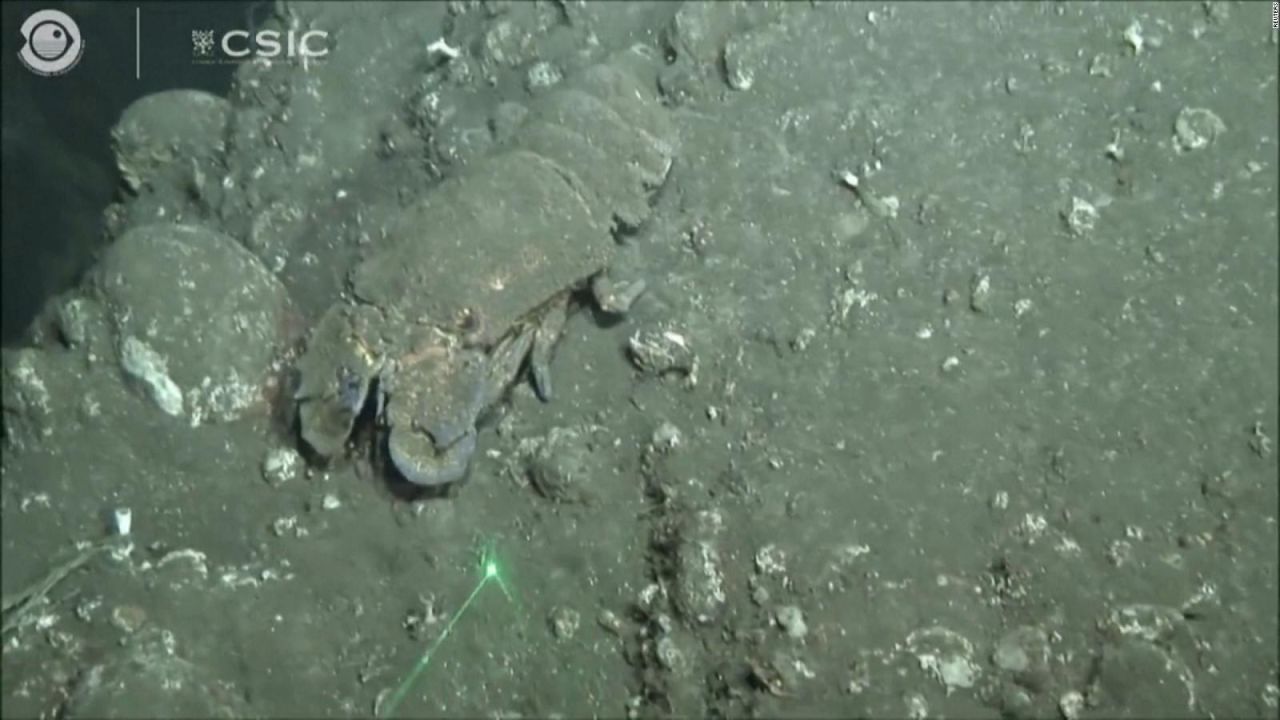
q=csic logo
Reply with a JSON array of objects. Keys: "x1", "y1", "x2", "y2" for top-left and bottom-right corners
[
  {"x1": 18, "y1": 9, "x2": 84, "y2": 76},
  {"x1": 191, "y1": 28, "x2": 329, "y2": 64}
]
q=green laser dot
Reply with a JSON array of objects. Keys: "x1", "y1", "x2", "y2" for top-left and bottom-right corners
[{"x1": 379, "y1": 546, "x2": 518, "y2": 718}]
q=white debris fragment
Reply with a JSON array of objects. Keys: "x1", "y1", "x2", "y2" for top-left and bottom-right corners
[
  {"x1": 637, "y1": 582, "x2": 665, "y2": 612},
  {"x1": 790, "y1": 327, "x2": 816, "y2": 352},
  {"x1": 664, "y1": 331, "x2": 690, "y2": 354},
  {"x1": 869, "y1": 193, "x2": 899, "y2": 218},
  {"x1": 1020, "y1": 512, "x2": 1049, "y2": 538},
  {"x1": 830, "y1": 284, "x2": 879, "y2": 323},
  {"x1": 271, "y1": 516, "x2": 298, "y2": 538},
  {"x1": 113, "y1": 507, "x2": 132, "y2": 536},
  {"x1": 427, "y1": 38, "x2": 460, "y2": 60},
  {"x1": 1104, "y1": 130, "x2": 1124, "y2": 161},
  {"x1": 969, "y1": 273, "x2": 991, "y2": 313},
  {"x1": 20, "y1": 493, "x2": 51, "y2": 512},
  {"x1": 1059, "y1": 690, "x2": 1086, "y2": 719},
  {"x1": 991, "y1": 490, "x2": 1010, "y2": 510},
  {"x1": 1123, "y1": 20, "x2": 1146, "y2": 54},
  {"x1": 155, "y1": 549, "x2": 209, "y2": 577},
  {"x1": 108, "y1": 541, "x2": 134, "y2": 563},
  {"x1": 120, "y1": 336, "x2": 184, "y2": 417}
]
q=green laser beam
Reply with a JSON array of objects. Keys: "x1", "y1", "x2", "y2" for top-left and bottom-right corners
[{"x1": 378, "y1": 543, "x2": 518, "y2": 718}]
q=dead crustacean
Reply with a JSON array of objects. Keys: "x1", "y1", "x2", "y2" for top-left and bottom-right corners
[{"x1": 295, "y1": 48, "x2": 676, "y2": 487}]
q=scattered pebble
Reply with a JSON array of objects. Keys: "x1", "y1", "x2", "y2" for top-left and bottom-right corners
[
  {"x1": 54, "y1": 297, "x2": 91, "y2": 348},
  {"x1": 262, "y1": 447, "x2": 302, "y2": 485},
  {"x1": 723, "y1": 28, "x2": 774, "y2": 91},
  {"x1": 672, "y1": 522, "x2": 727, "y2": 625},
  {"x1": 907, "y1": 626, "x2": 981, "y2": 693},
  {"x1": 754, "y1": 544, "x2": 787, "y2": 576},
  {"x1": 521, "y1": 426, "x2": 592, "y2": 503},
  {"x1": 749, "y1": 578, "x2": 771, "y2": 606},
  {"x1": 637, "y1": 582, "x2": 665, "y2": 613},
  {"x1": 1173, "y1": 107, "x2": 1226, "y2": 153},
  {"x1": 651, "y1": 421, "x2": 683, "y2": 452},
  {"x1": 549, "y1": 606, "x2": 580, "y2": 640},
  {"x1": 991, "y1": 490, "x2": 1010, "y2": 510},
  {"x1": 627, "y1": 326, "x2": 698, "y2": 384},
  {"x1": 270, "y1": 516, "x2": 300, "y2": 538},
  {"x1": 110, "y1": 605, "x2": 148, "y2": 634},
  {"x1": 597, "y1": 609, "x2": 623, "y2": 636},
  {"x1": 74, "y1": 597, "x2": 102, "y2": 623},
  {"x1": 790, "y1": 327, "x2": 816, "y2": 352},
  {"x1": 969, "y1": 273, "x2": 991, "y2": 313},
  {"x1": 1088, "y1": 53, "x2": 1113, "y2": 77},
  {"x1": 525, "y1": 60, "x2": 562, "y2": 92},
  {"x1": 655, "y1": 635, "x2": 687, "y2": 674},
  {"x1": 119, "y1": 336, "x2": 183, "y2": 417},
  {"x1": 1059, "y1": 690, "x2": 1085, "y2": 719},
  {"x1": 992, "y1": 626, "x2": 1049, "y2": 674},
  {"x1": 1063, "y1": 196, "x2": 1100, "y2": 236},
  {"x1": 775, "y1": 605, "x2": 808, "y2": 641}
]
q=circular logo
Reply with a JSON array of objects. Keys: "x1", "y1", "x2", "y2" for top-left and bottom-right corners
[{"x1": 18, "y1": 10, "x2": 84, "y2": 76}]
